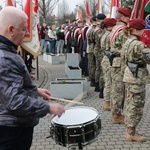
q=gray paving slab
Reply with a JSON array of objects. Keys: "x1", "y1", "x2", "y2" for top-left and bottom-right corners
[{"x1": 30, "y1": 55, "x2": 150, "y2": 150}]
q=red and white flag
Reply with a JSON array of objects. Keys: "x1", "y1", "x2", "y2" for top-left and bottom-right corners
[
  {"x1": 85, "y1": 0, "x2": 90, "y2": 19},
  {"x1": 22, "y1": 0, "x2": 40, "y2": 57},
  {"x1": 5, "y1": 0, "x2": 16, "y2": 6},
  {"x1": 110, "y1": 0, "x2": 120, "y2": 18}
]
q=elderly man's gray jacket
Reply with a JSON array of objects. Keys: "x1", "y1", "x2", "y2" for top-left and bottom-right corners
[{"x1": 0, "y1": 42, "x2": 50, "y2": 127}]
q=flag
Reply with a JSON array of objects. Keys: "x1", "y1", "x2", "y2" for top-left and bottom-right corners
[
  {"x1": 140, "y1": 0, "x2": 150, "y2": 47},
  {"x1": 22, "y1": 0, "x2": 40, "y2": 57},
  {"x1": 110, "y1": 0, "x2": 120, "y2": 18},
  {"x1": 85, "y1": 0, "x2": 90, "y2": 18},
  {"x1": 95, "y1": 0, "x2": 100, "y2": 14},
  {"x1": 76, "y1": 6, "x2": 82, "y2": 20},
  {"x1": 5, "y1": 0, "x2": 16, "y2": 6},
  {"x1": 23, "y1": 0, "x2": 32, "y2": 42},
  {"x1": 130, "y1": 0, "x2": 140, "y2": 19}
]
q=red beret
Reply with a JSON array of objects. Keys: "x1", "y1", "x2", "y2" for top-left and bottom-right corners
[
  {"x1": 104, "y1": 18, "x2": 116, "y2": 27},
  {"x1": 128, "y1": 19, "x2": 146, "y2": 30},
  {"x1": 118, "y1": 7, "x2": 131, "y2": 17}
]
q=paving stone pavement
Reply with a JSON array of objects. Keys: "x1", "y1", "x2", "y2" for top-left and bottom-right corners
[{"x1": 31, "y1": 55, "x2": 150, "y2": 150}]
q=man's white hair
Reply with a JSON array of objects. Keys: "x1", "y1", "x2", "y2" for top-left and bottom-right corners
[{"x1": 0, "y1": 6, "x2": 28, "y2": 32}]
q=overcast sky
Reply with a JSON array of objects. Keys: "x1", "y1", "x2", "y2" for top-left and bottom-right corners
[{"x1": 0, "y1": 0, "x2": 85, "y2": 15}]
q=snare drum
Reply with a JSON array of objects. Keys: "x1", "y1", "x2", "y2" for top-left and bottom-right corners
[{"x1": 50, "y1": 106, "x2": 101, "y2": 147}]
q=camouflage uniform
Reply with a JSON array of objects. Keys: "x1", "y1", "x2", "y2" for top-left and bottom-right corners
[
  {"x1": 93, "y1": 27, "x2": 105, "y2": 90},
  {"x1": 110, "y1": 22, "x2": 127, "y2": 114},
  {"x1": 101, "y1": 31, "x2": 111, "y2": 102},
  {"x1": 87, "y1": 25, "x2": 96, "y2": 82},
  {"x1": 123, "y1": 35, "x2": 150, "y2": 128}
]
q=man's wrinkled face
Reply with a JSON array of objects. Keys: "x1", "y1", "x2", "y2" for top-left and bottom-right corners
[{"x1": 12, "y1": 19, "x2": 28, "y2": 45}]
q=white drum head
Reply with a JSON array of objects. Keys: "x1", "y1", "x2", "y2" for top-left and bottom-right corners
[{"x1": 51, "y1": 106, "x2": 99, "y2": 126}]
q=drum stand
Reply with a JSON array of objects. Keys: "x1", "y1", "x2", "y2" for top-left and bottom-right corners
[{"x1": 69, "y1": 143, "x2": 83, "y2": 150}]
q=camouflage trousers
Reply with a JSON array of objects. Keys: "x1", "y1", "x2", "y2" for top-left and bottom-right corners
[
  {"x1": 88, "y1": 53, "x2": 96, "y2": 80},
  {"x1": 111, "y1": 67, "x2": 125, "y2": 114},
  {"x1": 101, "y1": 56, "x2": 111, "y2": 102},
  {"x1": 94, "y1": 56, "x2": 104, "y2": 88},
  {"x1": 125, "y1": 83, "x2": 145, "y2": 128}
]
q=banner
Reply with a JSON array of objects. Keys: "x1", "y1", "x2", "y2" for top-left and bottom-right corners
[
  {"x1": 86, "y1": 0, "x2": 90, "y2": 18},
  {"x1": 76, "y1": 5, "x2": 82, "y2": 20},
  {"x1": 22, "y1": 0, "x2": 40, "y2": 57},
  {"x1": 110, "y1": 0, "x2": 120, "y2": 18},
  {"x1": 23, "y1": 0, "x2": 32, "y2": 42},
  {"x1": 5, "y1": 0, "x2": 16, "y2": 6}
]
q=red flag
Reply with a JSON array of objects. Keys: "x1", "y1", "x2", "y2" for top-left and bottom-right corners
[
  {"x1": 5, "y1": 0, "x2": 16, "y2": 6},
  {"x1": 86, "y1": 0, "x2": 90, "y2": 18},
  {"x1": 22, "y1": 0, "x2": 40, "y2": 57},
  {"x1": 110, "y1": 0, "x2": 120, "y2": 18},
  {"x1": 24, "y1": 0, "x2": 32, "y2": 42},
  {"x1": 34, "y1": 0, "x2": 38, "y2": 13}
]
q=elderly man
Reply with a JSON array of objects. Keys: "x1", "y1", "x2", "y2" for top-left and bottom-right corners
[{"x1": 0, "y1": 6, "x2": 64, "y2": 150}]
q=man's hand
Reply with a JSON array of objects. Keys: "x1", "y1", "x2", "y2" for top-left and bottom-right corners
[
  {"x1": 49, "y1": 103, "x2": 65, "y2": 117},
  {"x1": 38, "y1": 88, "x2": 51, "y2": 100}
]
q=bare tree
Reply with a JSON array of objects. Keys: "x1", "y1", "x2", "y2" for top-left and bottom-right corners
[
  {"x1": 88, "y1": 0, "x2": 96, "y2": 16},
  {"x1": 58, "y1": 0, "x2": 70, "y2": 20},
  {"x1": 39, "y1": 0, "x2": 59, "y2": 23}
]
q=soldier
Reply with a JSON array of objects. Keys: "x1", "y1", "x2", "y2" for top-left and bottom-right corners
[
  {"x1": 87, "y1": 16, "x2": 97, "y2": 86},
  {"x1": 123, "y1": 19, "x2": 149, "y2": 142},
  {"x1": 110, "y1": 7, "x2": 131, "y2": 124},
  {"x1": 93, "y1": 13, "x2": 106, "y2": 93},
  {"x1": 101, "y1": 18, "x2": 116, "y2": 110}
]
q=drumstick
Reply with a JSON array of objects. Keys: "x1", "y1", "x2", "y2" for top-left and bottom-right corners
[
  {"x1": 50, "y1": 97, "x2": 83, "y2": 105},
  {"x1": 64, "y1": 91, "x2": 86, "y2": 109},
  {"x1": 49, "y1": 91, "x2": 85, "y2": 120}
]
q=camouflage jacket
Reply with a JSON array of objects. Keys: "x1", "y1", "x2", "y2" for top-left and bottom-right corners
[
  {"x1": 101, "y1": 30, "x2": 111, "y2": 51},
  {"x1": 123, "y1": 35, "x2": 150, "y2": 85},
  {"x1": 93, "y1": 27, "x2": 105, "y2": 57},
  {"x1": 110, "y1": 22, "x2": 127, "y2": 67},
  {"x1": 87, "y1": 25, "x2": 96, "y2": 53}
]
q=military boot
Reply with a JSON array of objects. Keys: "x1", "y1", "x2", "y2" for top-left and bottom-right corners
[
  {"x1": 103, "y1": 101, "x2": 111, "y2": 111},
  {"x1": 94, "y1": 83, "x2": 100, "y2": 92},
  {"x1": 99, "y1": 87, "x2": 104, "y2": 98},
  {"x1": 125, "y1": 127, "x2": 147, "y2": 142},
  {"x1": 112, "y1": 114, "x2": 125, "y2": 124},
  {"x1": 90, "y1": 79, "x2": 96, "y2": 87}
]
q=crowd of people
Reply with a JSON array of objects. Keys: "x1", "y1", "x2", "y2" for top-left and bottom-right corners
[
  {"x1": 39, "y1": 7, "x2": 150, "y2": 143},
  {"x1": 0, "y1": 4, "x2": 150, "y2": 150}
]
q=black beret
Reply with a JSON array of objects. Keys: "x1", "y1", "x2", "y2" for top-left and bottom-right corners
[
  {"x1": 96, "y1": 13, "x2": 106, "y2": 20},
  {"x1": 91, "y1": 16, "x2": 96, "y2": 21}
]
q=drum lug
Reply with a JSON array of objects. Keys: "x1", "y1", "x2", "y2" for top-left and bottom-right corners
[
  {"x1": 81, "y1": 127, "x2": 85, "y2": 143},
  {"x1": 93, "y1": 120, "x2": 98, "y2": 137},
  {"x1": 49, "y1": 126, "x2": 53, "y2": 137}
]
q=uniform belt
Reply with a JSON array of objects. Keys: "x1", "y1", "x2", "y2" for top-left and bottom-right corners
[
  {"x1": 137, "y1": 64, "x2": 146, "y2": 68},
  {"x1": 114, "y1": 54, "x2": 120, "y2": 57}
]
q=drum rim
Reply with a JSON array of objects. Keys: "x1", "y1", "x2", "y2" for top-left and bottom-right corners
[{"x1": 51, "y1": 106, "x2": 100, "y2": 125}]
